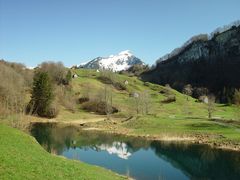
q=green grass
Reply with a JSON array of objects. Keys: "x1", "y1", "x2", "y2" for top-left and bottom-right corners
[
  {"x1": 70, "y1": 69, "x2": 239, "y2": 119},
  {"x1": 68, "y1": 69, "x2": 240, "y2": 144},
  {"x1": 0, "y1": 123, "x2": 125, "y2": 180},
  {"x1": 124, "y1": 115, "x2": 240, "y2": 143}
]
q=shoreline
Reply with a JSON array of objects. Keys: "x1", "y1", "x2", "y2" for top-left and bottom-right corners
[
  {"x1": 81, "y1": 127, "x2": 240, "y2": 152},
  {"x1": 28, "y1": 119, "x2": 240, "y2": 152}
]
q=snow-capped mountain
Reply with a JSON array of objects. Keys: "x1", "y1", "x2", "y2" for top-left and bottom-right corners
[{"x1": 79, "y1": 50, "x2": 144, "y2": 72}]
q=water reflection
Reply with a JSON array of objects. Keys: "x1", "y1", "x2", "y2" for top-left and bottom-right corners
[
  {"x1": 30, "y1": 123, "x2": 240, "y2": 180},
  {"x1": 95, "y1": 142, "x2": 132, "y2": 159}
]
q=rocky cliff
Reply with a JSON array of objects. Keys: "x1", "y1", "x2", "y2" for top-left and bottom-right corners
[{"x1": 142, "y1": 21, "x2": 240, "y2": 102}]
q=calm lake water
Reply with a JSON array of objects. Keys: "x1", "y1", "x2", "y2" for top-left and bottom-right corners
[{"x1": 30, "y1": 123, "x2": 240, "y2": 180}]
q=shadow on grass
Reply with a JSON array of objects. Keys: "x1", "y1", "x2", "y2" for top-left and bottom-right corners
[
  {"x1": 185, "y1": 116, "x2": 207, "y2": 120},
  {"x1": 186, "y1": 122, "x2": 228, "y2": 129}
]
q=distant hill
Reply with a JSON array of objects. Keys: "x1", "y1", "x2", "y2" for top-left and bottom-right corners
[
  {"x1": 142, "y1": 20, "x2": 240, "y2": 103},
  {"x1": 78, "y1": 50, "x2": 144, "y2": 72}
]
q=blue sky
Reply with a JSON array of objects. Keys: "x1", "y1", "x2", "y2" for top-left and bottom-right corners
[{"x1": 0, "y1": 0, "x2": 240, "y2": 67}]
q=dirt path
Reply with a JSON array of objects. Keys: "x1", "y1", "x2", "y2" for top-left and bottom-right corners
[
  {"x1": 60, "y1": 117, "x2": 106, "y2": 125},
  {"x1": 29, "y1": 117, "x2": 107, "y2": 125}
]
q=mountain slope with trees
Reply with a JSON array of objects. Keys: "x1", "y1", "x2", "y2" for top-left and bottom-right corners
[{"x1": 142, "y1": 21, "x2": 240, "y2": 103}]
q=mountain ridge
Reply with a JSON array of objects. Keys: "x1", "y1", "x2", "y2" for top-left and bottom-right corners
[{"x1": 78, "y1": 50, "x2": 144, "y2": 72}]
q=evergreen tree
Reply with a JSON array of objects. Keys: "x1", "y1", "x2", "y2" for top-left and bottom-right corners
[{"x1": 27, "y1": 72, "x2": 55, "y2": 117}]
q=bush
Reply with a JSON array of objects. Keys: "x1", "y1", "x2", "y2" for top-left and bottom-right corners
[
  {"x1": 98, "y1": 71, "x2": 126, "y2": 90},
  {"x1": 45, "y1": 103, "x2": 59, "y2": 118},
  {"x1": 113, "y1": 82, "x2": 126, "y2": 90},
  {"x1": 161, "y1": 95, "x2": 176, "y2": 103},
  {"x1": 159, "y1": 88, "x2": 171, "y2": 96},
  {"x1": 82, "y1": 100, "x2": 118, "y2": 115},
  {"x1": 234, "y1": 89, "x2": 240, "y2": 105},
  {"x1": 193, "y1": 87, "x2": 209, "y2": 99},
  {"x1": 78, "y1": 97, "x2": 90, "y2": 104}
]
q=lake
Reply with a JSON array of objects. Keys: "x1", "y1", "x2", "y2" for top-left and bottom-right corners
[{"x1": 30, "y1": 123, "x2": 240, "y2": 180}]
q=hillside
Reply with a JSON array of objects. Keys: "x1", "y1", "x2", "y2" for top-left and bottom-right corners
[
  {"x1": 142, "y1": 21, "x2": 240, "y2": 103},
  {"x1": 45, "y1": 68, "x2": 240, "y2": 149}
]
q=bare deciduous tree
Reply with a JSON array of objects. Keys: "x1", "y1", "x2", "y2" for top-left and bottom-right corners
[
  {"x1": 183, "y1": 84, "x2": 193, "y2": 101},
  {"x1": 131, "y1": 91, "x2": 151, "y2": 115},
  {"x1": 141, "y1": 90, "x2": 151, "y2": 115},
  {"x1": 0, "y1": 63, "x2": 26, "y2": 116},
  {"x1": 38, "y1": 61, "x2": 67, "y2": 85},
  {"x1": 207, "y1": 95, "x2": 216, "y2": 119}
]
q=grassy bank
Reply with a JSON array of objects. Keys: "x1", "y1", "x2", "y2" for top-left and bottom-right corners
[{"x1": 0, "y1": 123, "x2": 126, "y2": 180}]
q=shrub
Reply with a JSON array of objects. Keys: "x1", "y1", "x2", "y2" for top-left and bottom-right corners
[
  {"x1": 193, "y1": 87, "x2": 209, "y2": 98},
  {"x1": 113, "y1": 82, "x2": 126, "y2": 90},
  {"x1": 98, "y1": 71, "x2": 126, "y2": 90},
  {"x1": 82, "y1": 100, "x2": 118, "y2": 115},
  {"x1": 161, "y1": 95, "x2": 176, "y2": 103},
  {"x1": 233, "y1": 89, "x2": 240, "y2": 105},
  {"x1": 78, "y1": 97, "x2": 90, "y2": 104},
  {"x1": 45, "y1": 104, "x2": 59, "y2": 118}
]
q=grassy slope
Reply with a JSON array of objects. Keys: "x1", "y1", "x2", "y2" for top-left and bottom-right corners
[
  {"x1": 68, "y1": 69, "x2": 240, "y2": 144},
  {"x1": 0, "y1": 123, "x2": 125, "y2": 180}
]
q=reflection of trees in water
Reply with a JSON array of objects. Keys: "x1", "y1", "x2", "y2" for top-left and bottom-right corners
[
  {"x1": 30, "y1": 123, "x2": 78, "y2": 154},
  {"x1": 30, "y1": 123, "x2": 54, "y2": 152},
  {"x1": 199, "y1": 146, "x2": 219, "y2": 162},
  {"x1": 150, "y1": 141, "x2": 240, "y2": 179}
]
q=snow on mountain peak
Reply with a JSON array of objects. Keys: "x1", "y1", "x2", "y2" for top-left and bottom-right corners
[
  {"x1": 79, "y1": 50, "x2": 144, "y2": 72},
  {"x1": 118, "y1": 50, "x2": 133, "y2": 56}
]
